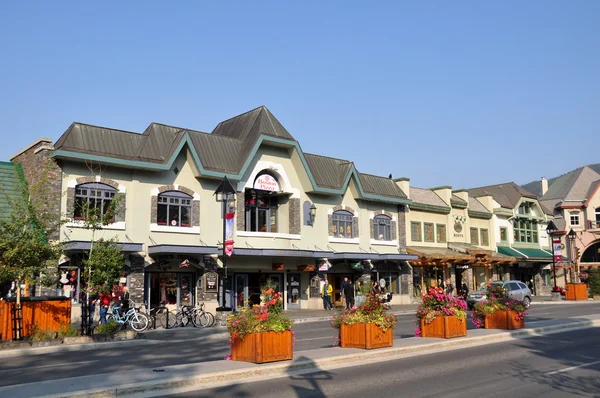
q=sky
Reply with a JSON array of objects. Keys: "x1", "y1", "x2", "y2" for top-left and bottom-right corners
[{"x1": 1, "y1": 1, "x2": 598, "y2": 189}]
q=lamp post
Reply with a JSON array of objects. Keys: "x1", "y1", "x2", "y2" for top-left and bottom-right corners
[
  {"x1": 567, "y1": 228, "x2": 577, "y2": 282},
  {"x1": 214, "y1": 176, "x2": 236, "y2": 311},
  {"x1": 546, "y1": 220, "x2": 559, "y2": 299}
]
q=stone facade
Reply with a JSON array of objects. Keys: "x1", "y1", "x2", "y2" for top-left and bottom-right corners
[
  {"x1": 128, "y1": 254, "x2": 145, "y2": 305},
  {"x1": 289, "y1": 198, "x2": 301, "y2": 235},
  {"x1": 397, "y1": 206, "x2": 407, "y2": 252}
]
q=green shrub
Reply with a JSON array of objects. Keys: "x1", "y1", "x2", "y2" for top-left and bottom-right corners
[
  {"x1": 58, "y1": 323, "x2": 79, "y2": 338},
  {"x1": 94, "y1": 320, "x2": 121, "y2": 337},
  {"x1": 588, "y1": 269, "x2": 600, "y2": 296},
  {"x1": 30, "y1": 324, "x2": 58, "y2": 341}
]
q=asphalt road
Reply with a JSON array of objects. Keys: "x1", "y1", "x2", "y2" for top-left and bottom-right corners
[
  {"x1": 0, "y1": 302, "x2": 599, "y2": 388},
  {"x1": 164, "y1": 327, "x2": 600, "y2": 398}
]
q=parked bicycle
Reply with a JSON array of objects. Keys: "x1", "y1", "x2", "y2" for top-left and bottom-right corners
[
  {"x1": 142, "y1": 302, "x2": 176, "y2": 329},
  {"x1": 106, "y1": 301, "x2": 150, "y2": 332},
  {"x1": 192, "y1": 302, "x2": 215, "y2": 328}
]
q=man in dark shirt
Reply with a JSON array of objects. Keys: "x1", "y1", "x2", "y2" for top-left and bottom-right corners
[{"x1": 343, "y1": 280, "x2": 355, "y2": 309}]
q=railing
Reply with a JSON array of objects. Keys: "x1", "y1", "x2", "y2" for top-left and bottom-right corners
[{"x1": 587, "y1": 220, "x2": 600, "y2": 229}]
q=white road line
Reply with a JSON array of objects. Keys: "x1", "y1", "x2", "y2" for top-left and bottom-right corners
[
  {"x1": 0, "y1": 360, "x2": 98, "y2": 374},
  {"x1": 546, "y1": 360, "x2": 600, "y2": 375}
]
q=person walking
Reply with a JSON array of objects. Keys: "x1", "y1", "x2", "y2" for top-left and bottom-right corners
[
  {"x1": 322, "y1": 280, "x2": 333, "y2": 310},
  {"x1": 371, "y1": 281, "x2": 382, "y2": 296},
  {"x1": 445, "y1": 278, "x2": 454, "y2": 297},
  {"x1": 460, "y1": 281, "x2": 469, "y2": 299},
  {"x1": 355, "y1": 280, "x2": 363, "y2": 306},
  {"x1": 88, "y1": 289, "x2": 98, "y2": 328},
  {"x1": 341, "y1": 276, "x2": 349, "y2": 309},
  {"x1": 98, "y1": 291, "x2": 111, "y2": 324},
  {"x1": 343, "y1": 280, "x2": 355, "y2": 309}
]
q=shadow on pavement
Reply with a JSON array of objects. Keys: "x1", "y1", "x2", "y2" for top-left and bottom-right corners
[{"x1": 287, "y1": 355, "x2": 333, "y2": 398}]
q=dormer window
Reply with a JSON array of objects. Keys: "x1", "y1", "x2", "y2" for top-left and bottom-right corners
[
  {"x1": 570, "y1": 212, "x2": 580, "y2": 227},
  {"x1": 518, "y1": 203, "x2": 531, "y2": 216},
  {"x1": 157, "y1": 191, "x2": 192, "y2": 227}
]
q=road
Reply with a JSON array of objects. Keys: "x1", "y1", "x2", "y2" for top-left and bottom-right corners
[
  {"x1": 163, "y1": 327, "x2": 600, "y2": 398},
  {"x1": 0, "y1": 302, "x2": 598, "y2": 388}
]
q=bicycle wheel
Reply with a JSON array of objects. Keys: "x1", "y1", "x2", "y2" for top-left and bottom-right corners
[
  {"x1": 175, "y1": 311, "x2": 189, "y2": 327},
  {"x1": 205, "y1": 311, "x2": 215, "y2": 327},
  {"x1": 130, "y1": 312, "x2": 149, "y2": 332},
  {"x1": 192, "y1": 310, "x2": 210, "y2": 328}
]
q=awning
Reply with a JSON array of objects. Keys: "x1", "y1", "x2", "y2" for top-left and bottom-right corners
[
  {"x1": 513, "y1": 247, "x2": 553, "y2": 261},
  {"x1": 148, "y1": 244, "x2": 219, "y2": 256},
  {"x1": 497, "y1": 246, "x2": 525, "y2": 258},
  {"x1": 232, "y1": 248, "x2": 334, "y2": 258},
  {"x1": 64, "y1": 240, "x2": 144, "y2": 253}
]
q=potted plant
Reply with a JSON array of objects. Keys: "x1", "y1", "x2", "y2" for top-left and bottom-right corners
[
  {"x1": 471, "y1": 284, "x2": 527, "y2": 330},
  {"x1": 415, "y1": 286, "x2": 467, "y2": 338},
  {"x1": 226, "y1": 283, "x2": 294, "y2": 364},
  {"x1": 331, "y1": 292, "x2": 396, "y2": 349}
]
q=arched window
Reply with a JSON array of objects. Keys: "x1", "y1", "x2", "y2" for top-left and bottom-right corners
[
  {"x1": 74, "y1": 183, "x2": 116, "y2": 222},
  {"x1": 373, "y1": 214, "x2": 392, "y2": 241},
  {"x1": 332, "y1": 210, "x2": 354, "y2": 238},
  {"x1": 157, "y1": 191, "x2": 193, "y2": 227},
  {"x1": 244, "y1": 189, "x2": 278, "y2": 232}
]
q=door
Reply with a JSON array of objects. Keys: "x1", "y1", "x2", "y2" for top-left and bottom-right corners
[
  {"x1": 330, "y1": 274, "x2": 352, "y2": 308},
  {"x1": 287, "y1": 273, "x2": 301, "y2": 309},
  {"x1": 235, "y1": 274, "x2": 249, "y2": 309},
  {"x1": 178, "y1": 274, "x2": 193, "y2": 308}
]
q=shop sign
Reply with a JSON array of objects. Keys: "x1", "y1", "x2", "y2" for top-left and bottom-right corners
[
  {"x1": 455, "y1": 264, "x2": 470, "y2": 270},
  {"x1": 318, "y1": 260, "x2": 331, "y2": 271},
  {"x1": 272, "y1": 263, "x2": 284, "y2": 271},
  {"x1": 297, "y1": 264, "x2": 315, "y2": 272},
  {"x1": 253, "y1": 173, "x2": 280, "y2": 192},
  {"x1": 204, "y1": 272, "x2": 219, "y2": 292}
]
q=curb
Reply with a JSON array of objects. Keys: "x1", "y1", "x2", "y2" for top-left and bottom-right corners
[{"x1": 33, "y1": 317, "x2": 600, "y2": 398}]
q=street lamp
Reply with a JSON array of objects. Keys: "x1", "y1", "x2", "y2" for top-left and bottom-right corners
[
  {"x1": 567, "y1": 228, "x2": 577, "y2": 282},
  {"x1": 546, "y1": 220, "x2": 559, "y2": 293},
  {"x1": 214, "y1": 176, "x2": 236, "y2": 311}
]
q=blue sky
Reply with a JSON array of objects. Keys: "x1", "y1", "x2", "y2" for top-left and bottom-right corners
[{"x1": 1, "y1": 1, "x2": 598, "y2": 189}]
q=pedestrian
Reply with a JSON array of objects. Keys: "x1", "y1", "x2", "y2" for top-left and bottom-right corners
[
  {"x1": 371, "y1": 281, "x2": 382, "y2": 296},
  {"x1": 120, "y1": 286, "x2": 130, "y2": 315},
  {"x1": 460, "y1": 281, "x2": 469, "y2": 299},
  {"x1": 322, "y1": 280, "x2": 332, "y2": 310},
  {"x1": 445, "y1": 278, "x2": 454, "y2": 297},
  {"x1": 88, "y1": 289, "x2": 98, "y2": 327},
  {"x1": 341, "y1": 276, "x2": 349, "y2": 309},
  {"x1": 99, "y1": 291, "x2": 111, "y2": 324},
  {"x1": 355, "y1": 280, "x2": 363, "y2": 306},
  {"x1": 343, "y1": 280, "x2": 355, "y2": 309}
]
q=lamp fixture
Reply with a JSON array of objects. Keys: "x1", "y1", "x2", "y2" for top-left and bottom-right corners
[{"x1": 309, "y1": 203, "x2": 317, "y2": 226}]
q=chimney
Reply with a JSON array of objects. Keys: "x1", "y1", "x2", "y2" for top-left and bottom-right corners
[
  {"x1": 453, "y1": 190, "x2": 469, "y2": 203},
  {"x1": 394, "y1": 178, "x2": 410, "y2": 199},
  {"x1": 541, "y1": 177, "x2": 548, "y2": 196},
  {"x1": 431, "y1": 186, "x2": 452, "y2": 206}
]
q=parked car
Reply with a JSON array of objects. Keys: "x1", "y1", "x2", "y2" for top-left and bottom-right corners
[{"x1": 467, "y1": 280, "x2": 532, "y2": 309}]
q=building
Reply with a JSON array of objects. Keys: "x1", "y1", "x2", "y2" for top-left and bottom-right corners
[
  {"x1": 539, "y1": 166, "x2": 600, "y2": 282},
  {"x1": 468, "y1": 182, "x2": 554, "y2": 295},
  {"x1": 12, "y1": 106, "x2": 417, "y2": 312}
]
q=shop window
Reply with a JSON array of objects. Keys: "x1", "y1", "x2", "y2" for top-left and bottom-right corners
[
  {"x1": 424, "y1": 223, "x2": 434, "y2": 242},
  {"x1": 157, "y1": 191, "x2": 193, "y2": 227},
  {"x1": 411, "y1": 222, "x2": 422, "y2": 242},
  {"x1": 480, "y1": 229, "x2": 489, "y2": 246},
  {"x1": 332, "y1": 210, "x2": 354, "y2": 238},
  {"x1": 436, "y1": 224, "x2": 446, "y2": 243},
  {"x1": 500, "y1": 227, "x2": 507, "y2": 242},
  {"x1": 74, "y1": 182, "x2": 116, "y2": 222},
  {"x1": 470, "y1": 228, "x2": 479, "y2": 245},
  {"x1": 245, "y1": 190, "x2": 278, "y2": 232},
  {"x1": 379, "y1": 272, "x2": 400, "y2": 294},
  {"x1": 373, "y1": 214, "x2": 392, "y2": 241}
]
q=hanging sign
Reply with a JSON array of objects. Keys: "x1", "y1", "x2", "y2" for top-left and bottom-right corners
[
  {"x1": 318, "y1": 260, "x2": 331, "y2": 272},
  {"x1": 272, "y1": 263, "x2": 284, "y2": 271},
  {"x1": 253, "y1": 174, "x2": 280, "y2": 192},
  {"x1": 225, "y1": 212, "x2": 235, "y2": 257},
  {"x1": 553, "y1": 239, "x2": 562, "y2": 263},
  {"x1": 204, "y1": 272, "x2": 218, "y2": 292}
]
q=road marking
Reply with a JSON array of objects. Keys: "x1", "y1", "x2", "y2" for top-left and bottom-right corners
[
  {"x1": 546, "y1": 360, "x2": 600, "y2": 375},
  {"x1": 0, "y1": 360, "x2": 98, "y2": 374}
]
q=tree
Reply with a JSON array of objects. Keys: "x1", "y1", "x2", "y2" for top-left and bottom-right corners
[
  {"x1": 0, "y1": 162, "x2": 64, "y2": 339},
  {"x1": 588, "y1": 268, "x2": 600, "y2": 297}
]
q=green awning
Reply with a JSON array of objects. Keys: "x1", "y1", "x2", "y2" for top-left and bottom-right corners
[
  {"x1": 497, "y1": 246, "x2": 524, "y2": 258},
  {"x1": 513, "y1": 247, "x2": 553, "y2": 260}
]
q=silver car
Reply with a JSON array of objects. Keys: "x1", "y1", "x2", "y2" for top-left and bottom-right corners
[{"x1": 467, "y1": 280, "x2": 532, "y2": 309}]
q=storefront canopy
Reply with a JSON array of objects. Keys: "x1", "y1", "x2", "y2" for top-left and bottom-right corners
[
  {"x1": 148, "y1": 244, "x2": 219, "y2": 256},
  {"x1": 64, "y1": 240, "x2": 144, "y2": 253}
]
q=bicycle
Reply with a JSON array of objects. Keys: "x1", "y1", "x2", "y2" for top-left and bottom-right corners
[
  {"x1": 143, "y1": 302, "x2": 176, "y2": 329},
  {"x1": 106, "y1": 301, "x2": 150, "y2": 332},
  {"x1": 191, "y1": 302, "x2": 215, "y2": 328},
  {"x1": 175, "y1": 305, "x2": 195, "y2": 327}
]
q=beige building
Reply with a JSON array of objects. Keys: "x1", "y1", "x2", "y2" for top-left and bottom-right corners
[{"x1": 12, "y1": 106, "x2": 417, "y2": 312}]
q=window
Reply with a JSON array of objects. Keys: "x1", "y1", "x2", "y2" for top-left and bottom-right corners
[
  {"x1": 480, "y1": 229, "x2": 489, "y2": 246},
  {"x1": 518, "y1": 203, "x2": 531, "y2": 215},
  {"x1": 373, "y1": 215, "x2": 392, "y2": 241},
  {"x1": 470, "y1": 228, "x2": 479, "y2": 245},
  {"x1": 411, "y1": 222, "x2": 422, "y2": 242},
  {"x1": 245, "y1": 190, "x2": 278, "y2": 232},
  {"x1": 332, "y1": 210, "x2": 354, "y2": 238},
  {"x1": 74, "y1": 183, "x2": 116, "y2": 222},
  {"x1": 424, "y1": 223, "x2": 434, "y2": 242},
  {"x1": 379, "y1": 272, "x2": 400, "y2": 294},
  {"x1": 514, "y1": 218, "x2": 538, "y2": 243},
  {"x1": 500, "y1": 227, "x2": 508, "y2": 242},
  {"x1": 436, "y1": 224, "x2": 446, "y2": 243},
  {"x1": 596, "y1": 208, "x2": 600, "y2": 223},
  {"x1": 570, "y1": 212, "x2": 580, "y2": 226},
  {"x1": 157, "y1": 191, "x2": 193, "y2": 227}
]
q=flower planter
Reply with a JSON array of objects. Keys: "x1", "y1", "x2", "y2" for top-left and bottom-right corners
[
  {"x1": 230, "y1": 331, "x2": 293, "y2": 364},
  {"x1": 565, "y1": 283, "x2": 588, "y2": 301},
  {"x1": 340, "y1": 323, "x2": 393, "y2": 349},
  {"x1": 484, "y1": 310, "x2": 524, "y2": 330},
  {"x1": 421, "y1": 316, "x2": 466, "y2": 339}
]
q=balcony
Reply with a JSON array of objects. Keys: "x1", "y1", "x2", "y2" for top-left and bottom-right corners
[{"x1": 587, "y1": 220, "x2": 600, "y2": 231}]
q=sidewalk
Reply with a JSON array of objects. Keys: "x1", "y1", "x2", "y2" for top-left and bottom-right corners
[{"x1": 3, "y1": 314, "x2": 599, "y2": 398}]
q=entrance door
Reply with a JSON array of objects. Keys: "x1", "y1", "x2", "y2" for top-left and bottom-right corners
[
  {"x1": 178, "y1": 274, "x2": 193, "y2": 307},
  {"x1": 235, "y1": 274, "x2": 249, "y2": 309},
  {"x1": 329, "y1": 274, "x2": 352, "y2": 308},
  {"x1": 287, "y1": 273, "x2": 301, "y2": 309}
]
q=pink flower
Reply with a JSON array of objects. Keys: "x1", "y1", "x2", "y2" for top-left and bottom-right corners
[{"x1": 224, "y1": 355, "x2": 232, "y2": 360}]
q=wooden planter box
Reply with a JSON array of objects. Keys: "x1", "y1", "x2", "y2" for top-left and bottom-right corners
[
  {"x1": 230, "y1": 331, "x2": 293, "y2": 364},
  {"x1": 484, "y1": 310, "x2": 524, "y2": 330},
  {"x1": 340, "y1": 323, "x2": 393, "y2": 349},
  {"x1": 0, "y1": 297, "x2": 71, "y2": 341},
  {"x1": 565, "y1": 283, "x2": 588, "y2": 301},
  {"x1": 421, "y1": 316, "x2": 466, "y2": 339}
]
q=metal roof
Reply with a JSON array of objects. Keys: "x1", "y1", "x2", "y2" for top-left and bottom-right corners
[{"x1": 303, "y1": 153, "x2": 352, "y2": 190}]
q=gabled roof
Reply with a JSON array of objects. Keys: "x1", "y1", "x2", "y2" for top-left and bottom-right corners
[
  {"x1": 410, "y1": 187, "x2": 448, "y2": 207},
  {"x1": 468, "y1": 182, "x2": 538, "y2": 210},
  {"x1": 541, "y1": 166, "x2": 600, "y2": 208},
  {"x1": 52, "y1": 106, "x2": 411, "y2": 205},
  {"x1": 468, "y1": 197, "x2": 490, "y2": 213}
]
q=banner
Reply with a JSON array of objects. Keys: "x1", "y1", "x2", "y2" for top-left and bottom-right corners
[
  {"x1": 553, "y1": 238, "x2": 562, "y2": 263},
  {"x1": 225, "y1": 212, "x2": 235, "y2": 257}
]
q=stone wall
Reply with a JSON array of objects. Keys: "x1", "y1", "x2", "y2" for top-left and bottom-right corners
[{"x1": 128, "y1": 254, "x2": 145, "y2": 305}]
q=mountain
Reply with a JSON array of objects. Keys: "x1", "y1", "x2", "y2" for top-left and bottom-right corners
[{"x1": 522, "y1": 163, "x2": 600, "y2": 197}]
